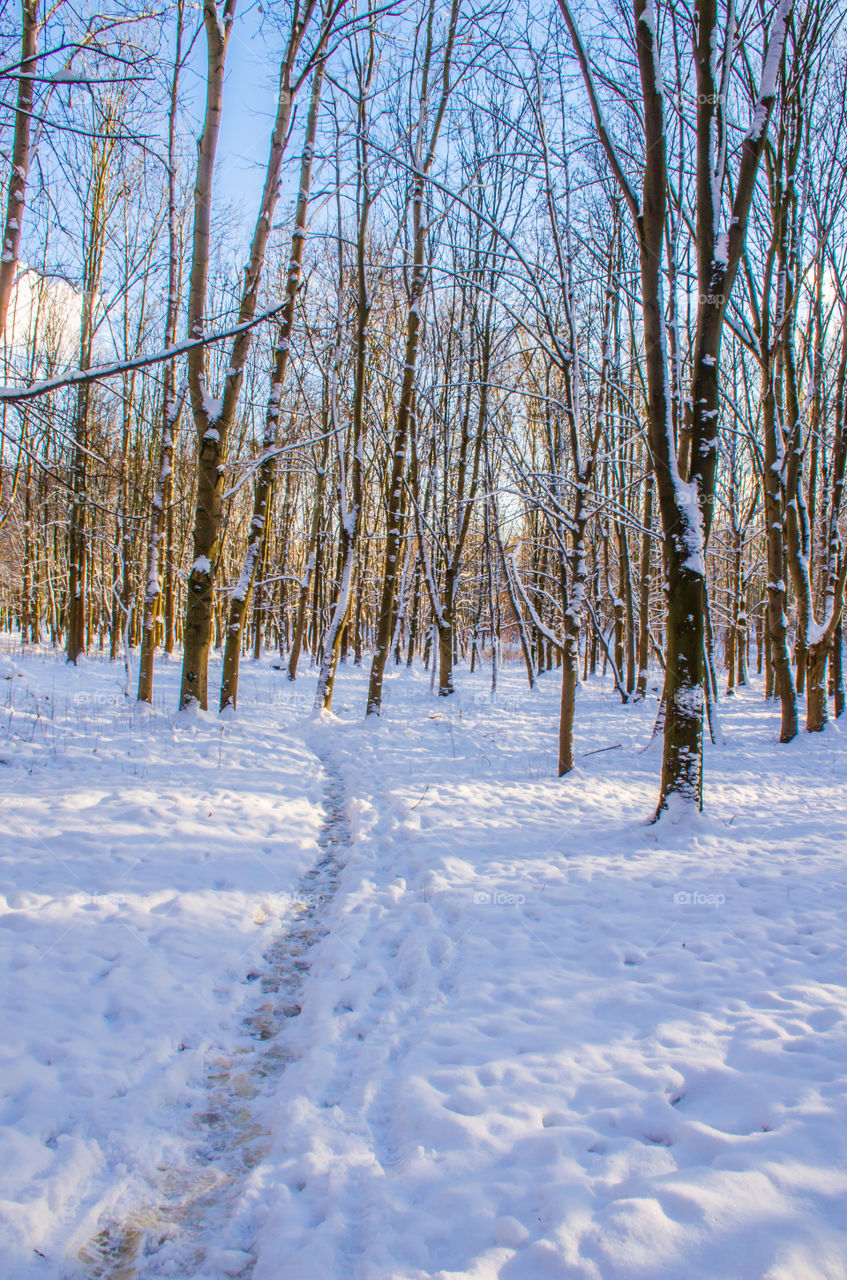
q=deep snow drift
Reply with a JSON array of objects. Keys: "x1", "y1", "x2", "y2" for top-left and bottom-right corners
[{"x1": 2, "y1": 642, "x2": 846, "y2": 1279}]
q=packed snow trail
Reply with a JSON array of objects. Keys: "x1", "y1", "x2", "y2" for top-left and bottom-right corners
[{"x1": 70, "y1": 744, "x2": 352, "y2": 1280}]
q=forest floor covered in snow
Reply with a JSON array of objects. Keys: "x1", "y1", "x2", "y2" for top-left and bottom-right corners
[{"x1": 2, "y1": 642, "x2": 847, "y2": 1279}]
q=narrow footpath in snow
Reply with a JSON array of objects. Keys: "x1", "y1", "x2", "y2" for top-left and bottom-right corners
[{"x1": 74, "y1": 743, "x2": 351, "y2": 1280}]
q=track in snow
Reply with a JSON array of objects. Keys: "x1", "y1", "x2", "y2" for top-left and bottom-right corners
[{"x1": 75, "y1": 745, "x2": 349, "y2": 1280}]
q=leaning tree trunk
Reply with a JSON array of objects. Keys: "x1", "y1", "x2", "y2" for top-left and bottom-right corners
[{"x1": 220, "y1": 63, "x2": 324, "y2": 711}]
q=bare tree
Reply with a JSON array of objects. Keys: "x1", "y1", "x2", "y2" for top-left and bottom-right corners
[{"x1": 0, "y1": 0, "x2": 39, "y2": 334}]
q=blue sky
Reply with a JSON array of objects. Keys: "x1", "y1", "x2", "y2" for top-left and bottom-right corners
[{"x1": 184, "y1": 2, "x2": 292, "y2": 221}]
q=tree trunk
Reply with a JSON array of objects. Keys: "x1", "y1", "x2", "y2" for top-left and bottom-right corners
[
  {"x1": 0, "y1": 1, "x2": 38, "y2": 334},
  {"x1": 180, "y1": 0, "x2": 328, "y2": 707},
  {"x1": 220, "y1": 64, "x2": 323, "y2": 710},
  {"x1": 138, "y1": 3, "x2": 184, "y2": 702}
]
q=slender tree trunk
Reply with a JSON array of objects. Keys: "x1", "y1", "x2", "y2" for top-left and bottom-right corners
[
  {"x1": 138, "y1": 3, "x2": 184, "y2": 702},
  {"x1": 67, "y1": 297, "x2": 95, "y2": 663},
  {"x1": 179, "y1": 1, "x2": 234, "y2": 707},
  {"x1": 834, "y1": 612, "x2": 844, "y2": 718},
  {"x1": 289, "y1": 430, "x2": 329, "y2": 680},
  {"x1": 220, "y1": 64, "x2": 323, "y2": 710},
  {"x1": 314, "y1": 47, "x2": 372, "y2": 711},
  {"x1": 367, "y1": 188, "x2": 427, "y2": 713},
  {"x1": 635, "y1": 469, "x2": 653, "y2": 699},
  {"x1": 366, "y1": 0, "x2": 461, "y2": 716},
  {"x1": 763, "y1": 352, "x2": 798, "y2": 738},
  {"x1": 251, "y1": 513, "x2": 269, "y2": 661}
]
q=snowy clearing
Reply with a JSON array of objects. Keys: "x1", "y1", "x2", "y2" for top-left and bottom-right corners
[{"x1": 2, "y1": 647, "x2": 847, "y2": 1279}]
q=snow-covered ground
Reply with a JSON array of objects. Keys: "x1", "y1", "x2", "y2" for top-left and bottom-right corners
[{"x1": 2, "y1": 642, "x2": 847, "y2": 1279}]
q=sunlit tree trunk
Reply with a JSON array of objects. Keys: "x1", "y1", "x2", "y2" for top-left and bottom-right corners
[{"x1": 220, "y1": 62, "x2": 324, "y2": 710}]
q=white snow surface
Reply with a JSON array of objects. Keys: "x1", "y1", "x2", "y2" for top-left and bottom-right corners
[{"x1": 2, "y1": 643, "x2": 847, "y2": 1279}]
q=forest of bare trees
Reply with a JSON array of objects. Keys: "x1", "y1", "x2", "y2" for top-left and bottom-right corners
[{"x1": 1, "y1": 0, "x2": 846, "y2": 817}]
